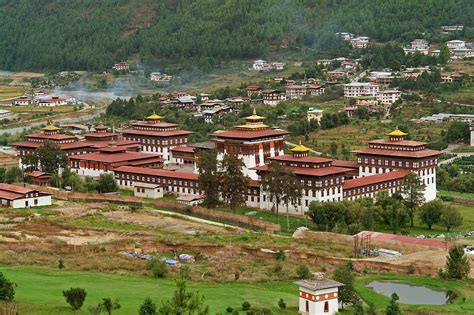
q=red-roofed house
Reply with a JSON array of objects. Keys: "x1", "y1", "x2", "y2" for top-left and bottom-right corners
[
  {"x1": 69, "y1": 148, "x2": 164, "y2": 178},
  {"x1": 0, "y1": 183, "x2": 51, "y2": 208}
]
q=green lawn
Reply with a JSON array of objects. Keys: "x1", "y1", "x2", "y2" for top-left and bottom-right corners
[
  {"x1": 438, "y1": 190, "x2": 474, "y2": 199},
  {"x1": 215, "y1": 205, "x2": 312, "y2": 235},
  {"x1": 355, "y1": 274, "x2": 474, "y2": 314},
  {"x1": 376, "y1": 203, "x2": 474, "y2": 237},
  {"x1": 0, "y1": 266, "x2": 298, "y2": 315}
]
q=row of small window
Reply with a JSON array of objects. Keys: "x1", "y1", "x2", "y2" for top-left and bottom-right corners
[
  {"x1": 345, "y1": 184, "x2": 400, "y2": 197},
  {"x1": 369, "y1": 144, "x2": 424, "y2": 151},
  {"x1": 359, "y1": 158, "x2": 435, "y2": 167},
  {"x1": 135, "y1": 127, "x2": 175, "y2": 131},
  {"x1": 117, "y1": 174, "x2": 197, "y2": 187},
  {"x1": 301, "y1": 177, "x2": 342, "y2": 187},
  {"x1": 125, "y1": 137, "x2": 186, "y2": 145}
]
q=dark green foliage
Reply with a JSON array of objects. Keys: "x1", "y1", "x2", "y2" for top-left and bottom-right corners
[
  {"x1": 440, "y1": 205, "x2": 463, "y2": 232},
  {"x1": 99, "y1": 298, "x2": 121, "y2": 315},
  {"x1": 277, "y1": 298, "x2": 286, "y2": 309},
  {"x1": 0, "y1": 272, "x2": 16, "y2": 302},
  {"x1": 242, "y1": 301, "x2": 251, "y2": 311},
  {"x1": 385, "y1": 293, "x2": 402, "y2": 315},
  {"x1": 158, "y1": 268, "x2": 209, "y2": 314},
  {"x1": 22, "y1": 140, "x2": 67, "y2": 174},
  {"x1": 97, "y1": 173, "x2": 118, "y2": 193},
  {"x1": 296, "y1": 264, "x2": 311, "y2": 279},
  {"x1": 333, "y1": 263, "x2": 357, "y2": 309},
  {"x1": 402, "y1": 173, "x2": 425, "y2": 227},
  {"x1": 58, "y1": 259, "x2": 65, "y2": 269},
  {"x1": 418, "y1": 199, "x2": 445, "y2": 229},
  {"x1": 1, "y1": 1, "x2": 473, "y2": 71},
  {"x1": 445, "y1": 122, "x2": 470, "y2": 144},
  {"x1": 139, "y1": 297, "x2": 156, "y2": 315},
  {"x1": 147, "y1": 258, "x2": 168, "y2": 278},
  {"x1": 198, "y1": 150, "x2": 220, "y2": 209},
  {"x1": 219, "y1": 154, "x2": 248, "y2": 213},
  {"x1": 62, "y1": 288, "x2": 87, "y2": 310},
  {"x1": 4, "y1": 166, "x2": 23, "y2": 184},
  {"x1": 226, "y1": 306, "x2": 234, "y2": 313}
]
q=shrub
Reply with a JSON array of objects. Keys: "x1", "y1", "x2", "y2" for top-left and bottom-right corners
[
  {"x1": 139, "y1": 297, "x2": 156, "y2": 315},
  {"x1": 58, "y1": 259, "x2": 65, "y2": 269},
  {"x1": 147, "y1": 258, "x2": 168, "y2": 278},
  {"x1": 62, "y1": 288, "x2": 87, "y2": 310},
  {"x1": 407, "y1": 263, "x2": 415, "y2": 274},
  {"x1": 234, "y1": 271, "x2": 240, "y2": 281},
  {"x1": 226, "y1": 306, "x2": 234, "y2": 313},
  {"x1": 0, "y1": 272, "x2": 16, "y2": 302},
  {"x1": 275, "y1": 251, "x2": 285, "y2": 261},
  {"x1": 296, "y1": 264, "x2": 311, "y2": 279},
  {"x1": 277, "y1": 298, "x2": 286, "y2": 309},
  {"x1": 242, "y1": 301, "x2": 251, "y2": 311}
]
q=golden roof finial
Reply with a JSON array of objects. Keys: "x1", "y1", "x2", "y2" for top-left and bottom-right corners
[
  {"x1": 291, "y1": 141, "x2": 311, "y2": 153},
  {"x1": 146, "y1": 111, "x2": 163, "y2": 120}
]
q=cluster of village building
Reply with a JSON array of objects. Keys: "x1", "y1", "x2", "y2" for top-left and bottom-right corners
[
  {"x1": 0, "y1": 91, "x2": 77, "y2": 107},
  {"x1": 404, "y1": 38, "x2": 473, "y2": 59},
  {"x1": 10, "y1": 108, "x2": 440, "y2": 212}
]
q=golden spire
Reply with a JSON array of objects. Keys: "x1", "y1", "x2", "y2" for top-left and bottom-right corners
[
  {"x1": 42, "y1": 124, "x2": 61, "y2": 131},
  {"x1": 291, "y1": 141, "x2": 311, "y2": 153},
  {"x1": 145, "y1": 111, "x2": 163, "y2": 120},
  {"x1": 388, "y1": 129, "x2": 407, "y2": 137}
]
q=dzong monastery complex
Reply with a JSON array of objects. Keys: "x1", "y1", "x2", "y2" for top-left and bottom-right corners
[{"x1": 12, "y1": 110, "x2": 440, "y2": 214}]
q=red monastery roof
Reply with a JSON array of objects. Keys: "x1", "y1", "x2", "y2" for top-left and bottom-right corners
[
  {"x1": 211, "y1": 129, "x2": 289, "y2": 140},
  {"x1": 69, "y1": 152, "x2": 160, "y2": 164},
  {"x1": 269, "y1": 155, "x2": 333, "y2": 164},
  {"x1": 332, "y1": 160, "x2": 359, "y2": 169},
  {"x1": 114, "y1": 166, "x2": 199, "y2": 180},
  {"x1": 120, "y1": 129, "x2": 193, "y2": 137},
  {"x1": 27, "y1": 133, "x2": 77, "y2": 141},
  {"x1": 368, "y1": 139, "x2": 427, "y2": 147},
  {"x1": 131, "y1": 121, "x2": 179, "y2": 128},
  {"x1": 343, "y1": 170, "x2": 407, "y2": 189},
  {"x1": 255, "y1": 165, "x2": 352, "y2": 177},
  {"x1": 352, "y1": 148, "x2": 440, "y2": 158},
  {"x1": 171, "y1": 146, "x2": 195, "y2": 153}
]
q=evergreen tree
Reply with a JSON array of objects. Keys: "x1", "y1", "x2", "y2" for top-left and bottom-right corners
[
  {"x1": 332, "y1": 263, "x2": 356, "y2": 309},
  {"x1": 445, "y1": 246, "x2": 470, "y2": 280},
  {"x1": 219, "y1": 154, "x2": 248, "y2": 213},
  {"x1": 385, "y1": 293, "x2": 402, "y2": 315},
  {"x1": 22, "y1": 140, "x2": 67, "y2": 173},
  {"x1": 261, "y1": 161, "x2": 287, "y2": 221},
  {"x1": 159, "y1": 269, "x2": 209, "y2": 314},
  {"x1": 197, "y1": 151, "x2": 220, "y2": 208},
  {"x1": 402, "y1": 173, "x2": 425, "y2": 227},
  {"x1": 139, "y1": 298, "x2": 156, "y2": 315},
  {"x1": 282, "y1": 170, "x2": 303, "y2": 230}
]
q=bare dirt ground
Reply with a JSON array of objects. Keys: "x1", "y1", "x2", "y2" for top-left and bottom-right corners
[
  {"x1": 8, "y1": 72, "x2": 44, "y2": 86},
  {"x1": 1, "y1": 200, "x2": 469, "y2": 281}
]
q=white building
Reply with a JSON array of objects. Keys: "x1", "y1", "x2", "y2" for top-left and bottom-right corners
[
  {"x1": 447, "y1": 40, "x2": 466, "y2": 50},
  {"x1": 451, "y1": 48, "x2": 473, "y2": 60},
  {"x1": 343, "y1": 82, "x2": 379, "y2": 98},
  {"x1": 307, "y1": 108, "x2": 324, "y2": 123},
  {"x1": 377, "y1": 90, "x2": 401, "y2": 105},
  {"x1": 39, "y1": 97, "x2": 67, "y2": 107},
  {"x1": 470, "y1": 123, "x2": 474, "y2": 147},
  {"x1": 411, "y1": 39, "x2": 429, "y2": 50},
  {"x1": 0, "y1": 183, "x2": 52, "y2": 208},
  {"x1": 134, "y1": 183, "x2": 163, "y2": 199},
  {"x1": 295, "y1": 273, "x2": 344, "y2": 315},
  {"x1": 350, "y1": 36, "x2": 370, "y2": 49},
  {"x1": 252, "y1": 60, "x2": 269, "y2": 71}
]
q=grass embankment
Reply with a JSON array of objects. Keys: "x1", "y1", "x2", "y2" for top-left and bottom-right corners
[
  {"x1": 356, "y1": 274, "x2": 474, "y2": 314},
  {"x1": 0, "y1": 85, "x2": 25, "y2": 99},
  {"x1": 438, "y1": 190, "x2": 474, "y2": 199},
  {"x1": 0, "y1": 266, "x2": 298, "y2": 315},
  {"x1": 0, "y1": 105, "x2": 75, "y2": 113}
]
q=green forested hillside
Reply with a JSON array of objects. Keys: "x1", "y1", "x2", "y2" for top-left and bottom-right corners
[{"x1": 0, "y1": 0, "x2": 472, "y2": 72}]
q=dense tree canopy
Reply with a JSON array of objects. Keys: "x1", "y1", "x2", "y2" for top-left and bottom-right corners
[{"x1": 0, "y1": 0, "x2": 472, "y2": 71}]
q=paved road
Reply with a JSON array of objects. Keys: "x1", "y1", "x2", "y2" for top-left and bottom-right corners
[
  {"x1": 439, "y1": 152, "x2": 474, "y2": 165},
  {"x1": 285, "y1": 141, "x2": 322, "y2": 155}
]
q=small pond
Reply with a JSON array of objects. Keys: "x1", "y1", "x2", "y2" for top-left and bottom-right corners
[{"x1": 366, "y1": 281, "x2": 449, "y2": 305}]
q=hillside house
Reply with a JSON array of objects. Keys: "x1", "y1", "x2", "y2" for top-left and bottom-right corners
[{"x1": 112, "y1": 62, "x2": 130, "y2": 71}]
